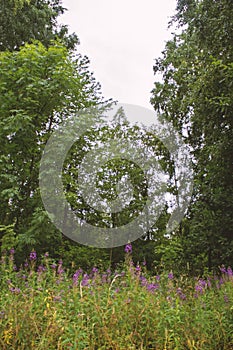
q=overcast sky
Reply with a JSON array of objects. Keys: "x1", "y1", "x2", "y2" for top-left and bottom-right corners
[{"x1": 60, "y1": 0, "x2": 177, "y2": 109}]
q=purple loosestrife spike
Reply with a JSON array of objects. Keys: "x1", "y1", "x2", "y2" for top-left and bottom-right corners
[
  {"x1": 125, "y1": 243, "x2": 132, "y2": 253},
  {"x1": 147, "y1": 283, "x2": 159, "y2": 293},
  {"x1": 220, "y1": 266, "x2": 227, "y2": 274},
  {"x1": 140, "y1": 276, "x2": 148, "y2": 287},
  {"x1": 29, "y1": 251, "x2": 37, "y2": 261},
  {"x1": 37, "y1": 265, "x2": 46, "y2": 273},
  {"x1": 73, "y1": 269, "x2": 83, "y2": 285},
  {"x1": 81, "y1": 274, "x2": 89, "y2": 286},
  {"x1": 168, "y1": 272, "x2": 174, "y2": 280},
  {"x1": 195, "y1": 284, "x2": 203, "y2": 294}
]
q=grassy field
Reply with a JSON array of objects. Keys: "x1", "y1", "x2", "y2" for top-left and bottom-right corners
[{"x1": 0, "y1": 246, "x2": 232, "y2": 349}]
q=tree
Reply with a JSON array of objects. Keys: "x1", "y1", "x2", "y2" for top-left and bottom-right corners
[
  {"x1": 151, "y1": 0, "x2": 233, "y2": 272},
  {"x1": 0, "y1": 0, "x2": 78, "y2": 51},
  {"x1": 0, "y1": 41, "x2": 108, "y2": 260}
]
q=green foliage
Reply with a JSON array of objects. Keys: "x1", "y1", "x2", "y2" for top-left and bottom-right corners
[
  {"x1": 0, "y1": 224, "x2": 18, "y2": 252},
  {"x1": 0, "y1": 41, "x2": 108, "y2": 261},
  {"x1": 0, "y1": 0, "x2": 78, "y2": 51},
  {"x1": 151, "y1": 0, "x2": 233, "y2": 271}
]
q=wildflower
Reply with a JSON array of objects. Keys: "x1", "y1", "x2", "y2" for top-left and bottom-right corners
[
  {"x1": 156, "y1": 275, "x2": 160, "y2": 281},
  {"x1": 198, "y1": 279, "x2": 207, "y2": 288},
  {"x1": 101, "y1": 274, "x2": 108, "y2": 283},
  {"x1": 195, "y1": 284, "x2": 203, "y2": 294},
  {"x1": 73, "y1": 269, "x2": 83, "y2": 285},
  {"x1": 168, "y1": 272, "x2": 174, "y2": 280},
  {"x1": 10, "y1": 248, "x2": 15, "y2": 255},
  {"x1": 177, "y1": 288, "x2": 186, "y2": 300},
  {"x1": 92, "y1": 267, "x2": 98, "y2": 274},
  {"x1": 51, "y1": 263, "x2": 56, "y2": 269},
  {"x1": 37, "y1": 265, "x2": 46, "y2": 273},
  {"x1": 81, "y1": 274, "x2": 89, "y2": 287},
  {"x1": 57, "y1": 260, "x2": 64, "y2": 274},
  {"x1": 227, "y1": 267, "x2": 233, "y2": 277},
  {"x1": 220, "y1": 265, "x2": 227, "y2": 274},
  {"x1": 224, "y1": 294, "x2": 229, "y2": 303},
  {"x1": 147, "y1": 283, "x2": 159, "y2": 293},
  {"x1": 140, "y1": 275, "x2": 148, "y2": 287},
  {"x1": 125, "y1": 243, "x2": 132, "y2": 253},
  {"x1": 44, "y1": 252, "x2": 49, "y2": 258},
  {"x1": 53, "y1": 295, "x2": 62, "y2": 302},
  {"x1": 135, "y1": 265, "x2": 141, "y2": 273},
  {"x1": 29, "y1": 251, "x2": 37, "y2": 261},
  {"x1": 9, "y1": 287, "x2": 21, "y2": 294}
]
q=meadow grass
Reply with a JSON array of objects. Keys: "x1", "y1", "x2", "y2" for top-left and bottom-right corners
[{"x1": 0, "y1": 247, "x2": 232, "y2": 349}]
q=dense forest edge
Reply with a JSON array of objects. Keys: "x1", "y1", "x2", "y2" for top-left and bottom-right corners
[{"x1": 0, "y1": 0, "x2": 232, "y2": 348}]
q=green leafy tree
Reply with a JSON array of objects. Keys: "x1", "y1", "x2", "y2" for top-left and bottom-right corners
[
  {"x1": 151, "y1": 0, "x2": 233, "y2": 272},
  {"x1": 0, "y1": 41, "x2": 108, "y2": 261},
  {"x1": 0, "y1": 0, "x2": 78, "y2": 51}
]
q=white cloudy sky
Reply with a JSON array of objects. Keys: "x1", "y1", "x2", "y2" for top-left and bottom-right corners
[{"x1": 60, "y1": 0, "x2": 177, "y2": 109}]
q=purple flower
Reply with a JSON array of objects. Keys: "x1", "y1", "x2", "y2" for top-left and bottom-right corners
[
  {"x1": 44, "y1": 252, "x2": 49, "y2": 258},
  {"x1": 125, "y1": 243, "x2": 132, "y2": 253},
  {"x1": 135, "y1": 265, "x2": 141, "y2": 273},
  {"x1": 92, "y1": 267, "x2": 98, "y2": 274},
  {"x1": 147, "y1": 283, "x2": 159, "y2": 293},
  {"x1": 9, "y1": 287, "x2": 21, "y2": 294},
  {"x1": 142, "y1": 260, "x2": 147, "y2": 266},
  {"x1": 37, "y1": 265, "x2": 46, "y2": 273},
  {"x1": 176, "y1": 288, "x2": 186, "y2": 300},
  {"x1": 10, "y1": 248, "x2": 15, "y2": 255},
  {"x1": 156, "y1": 275, "x2": 160, "y2": 281},
  {"x1": 73, "y1": 269, "x2": 83, "y2": 285},
  {"x1": 168, "y1": 272, "x2": 174, "y2": 280},
  {"x1": 198, "y1": 279, "x2": 207, "y2": 287},
  {"x1": 220, "y1": 266, "x2": 227, "y2": 274},
  {"x1": 81, "y1": 274, "x2": 89, "y2": 287},
  {"x1": 195, "y1": 284, "x2": 203, "y2": 294},
  {"x1": 29, "y1": 251, "x2": 36, "y2": 261},
  {"x1": 13, "y1": 265, "x2": 17, "y2": 271},
  {"x1": 51, "y1": 263, "x2": 56, "y2": 269},
  {"x1": 101, "y1": 274, "x2": 108, "y2": 283},
  {"x1": 227, "y1": 267, "x2": 233, "y2": 277},
  {"x1": 53, "y1": 295, "x2": 62, "y2": 302},
  {"x1": 140, "y1": 275, "x2": 148, "y2": 287}
]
